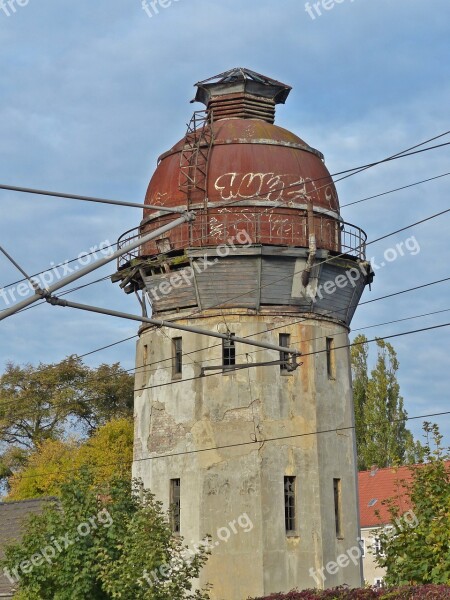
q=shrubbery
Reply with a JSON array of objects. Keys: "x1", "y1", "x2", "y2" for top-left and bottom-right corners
[{"x1": 250, "y1": 585, "x2": 450, "y2": 599}]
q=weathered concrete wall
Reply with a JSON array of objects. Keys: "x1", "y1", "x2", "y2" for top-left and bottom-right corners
[{"x1": 133, "y1": 310, "x2": 362, "y2": 599}]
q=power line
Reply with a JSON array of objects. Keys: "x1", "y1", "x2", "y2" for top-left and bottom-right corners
[
  {"x1": 1, "y1": 242, "x2": 118, "y2": 292},
  {"x1": 340, "y1": 171, "x2": 450, "y2": 209},
  {"x1": 0, "y1": 277, "x2": 448, "y2": 409},
  {"x1": 2, "y1": 132, "x2": 448, "y2": 220},
  {"x1": 35, "y1": 204, "x2": 447, "y2": 378},
  {"x1": 0, "y1": 274, "x2": 113, "y2": 315},
  {"x1": 0, "y1": 183, "x2": 185, "y2": 213},
  {"x1": 2, "y1": 129, "x2": 450, "y2": 295},
  {"x1": 31, "y1": 278, "x2": 442, "y2": 400},
  {"x1": 137, "y1": 280, "x2": 450, "y2": 378},
  {"x1": 3, "y1": 135, "x2": 449, "y2": 294},
  {"x1": 133, "y1": 321, "x2": 450, "y2": 393},
  {"x1": 2, "y1": 175, "x2": 449, "y2": 392},
  {"x1": 2, "y1": 305, "x2": 447, "y2": 416},
  {"x1": 138, "y1": 306, "x2": 450, "y2": 376},
  {"x1": 162, "y1": 207, "x2": 450, "y2": 322},
  {"x1": 78, "y1": 334, "x2": 138, "y2": 359},
  {"x1": 16, "y1": 267, "x2": 450, "y2": 390},
  {"x1": 120, "y1": 304, "x2": 450, "y2": 380},
  {"x1": 2, "y1": 250, "x2": 449, "y2": 394},
  {"x1": 3, "y1": 161, "x2": 441, "y2": 299},
  {"x1": 3, "y1": 161, "x2": 445, "y2": 295},
  {"x1": 2, "y1": 240, "x2": 448, "y2": 396},
  {"x1": 0, "y1": 222, "x2": 222, "y2": 298},
  {"x1": 7, "y1": 408, "x2": 450, "y2": 483},
  {"x1": 0, "y1": 213, "x2": 196, "y2": 321},
  {"x1": 217, "y1": 134, "x2": 450, "y2": 210},
  {"x1": 128, "y1": 410, "x2": 450, "y2": 465},
  {"x1": 332, "y1": 131, "x2": 450, "y2": 183}
]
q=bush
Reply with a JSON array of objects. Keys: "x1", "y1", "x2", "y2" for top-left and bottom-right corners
[{"x1": 249, "y1": 585, "x2": 450, "y2": 599}]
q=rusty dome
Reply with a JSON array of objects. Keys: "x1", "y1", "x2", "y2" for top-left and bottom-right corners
[{"x1": 116, "y1": 68, "x2": 367, "y2": 276}]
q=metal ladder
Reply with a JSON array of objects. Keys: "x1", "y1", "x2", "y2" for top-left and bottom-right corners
[{"x1": 178, "y1": 110, "x2": 214, "y2": 211}]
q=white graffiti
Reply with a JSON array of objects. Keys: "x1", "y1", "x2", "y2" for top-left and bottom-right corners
[{"x1": 214, "y1": 172, "x2": 311, "y2": 203}]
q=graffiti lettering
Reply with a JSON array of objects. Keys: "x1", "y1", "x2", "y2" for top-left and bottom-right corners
[{"x1": 214, "y1": 172, "x2": 311, "y2": 203}]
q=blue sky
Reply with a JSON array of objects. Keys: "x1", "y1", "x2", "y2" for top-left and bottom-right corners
[{"x1": 0, "y1": 0, "x2": 449, "y2": 445}]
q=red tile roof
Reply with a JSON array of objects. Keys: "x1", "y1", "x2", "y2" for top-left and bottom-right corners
[
  {"x1": 359, "y1": 465, "x2": 413, "y2": 528},
  {"x1": 358, "y1": 461, "x2": 450, "y2": 528}
]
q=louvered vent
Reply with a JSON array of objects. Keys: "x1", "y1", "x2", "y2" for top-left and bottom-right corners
[
  {"x1": 207, "y1": 92, "x2": 276, "y2": 123},
  {"x1": 193, "y1": 67, "x2": 291, "y2": 124}
]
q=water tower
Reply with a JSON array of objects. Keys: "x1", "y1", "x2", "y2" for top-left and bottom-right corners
[{"x1": 113, "y1": 68, "x2": 373, "y2": 599}]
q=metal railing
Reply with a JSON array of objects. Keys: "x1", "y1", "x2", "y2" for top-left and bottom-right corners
[{"x1": 116, "y1": 210, "x2": 367, "y2": 269}]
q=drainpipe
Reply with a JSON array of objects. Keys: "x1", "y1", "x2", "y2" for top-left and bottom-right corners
[{"x1": 302, "y1": 199, "x2": 317, "y2": 287}]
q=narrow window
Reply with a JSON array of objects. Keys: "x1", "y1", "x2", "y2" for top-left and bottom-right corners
[
  {"x1": 284, "y1": 476, "x2": 296, "y2": 533},
  {"x1": 172, "y1": 337, "x2": 182, "y2": 378},
  {"x1": 222, "y1": 335, "x2": 236, "y2": 371},
  {"x1": 373, "y1": 534, "x2": 388, "y2": 557},
  {"x1": 326, "y1": 337, "x2": 335, "y2": 379},
  {"x1": 333, "y1": 478, "x2": 342, "y2": 537},
  {"x1": 279, "y1": 333, "x2": 291, "y2": 374},
  {"x1": 359, "y1": 538, "x2": 366, "y2": 558},
  {"x1": 142, "y1": 344, "x2": 148, "y2": 388},
  {"x1": 170, "y1": 478, "x2": 181, "y2": 534}
]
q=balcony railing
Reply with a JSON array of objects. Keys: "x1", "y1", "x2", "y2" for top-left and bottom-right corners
[{"x1": 116, "y1": 209, "x2": 367, "y2": 269}]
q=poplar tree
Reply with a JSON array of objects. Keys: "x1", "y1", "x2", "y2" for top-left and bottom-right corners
[
  {"x1": 351, "y1": 336, "x2": 418, "y2": 469},
  {"x1": 350, "y1": 335, "x2": 369, "y2": 470}
]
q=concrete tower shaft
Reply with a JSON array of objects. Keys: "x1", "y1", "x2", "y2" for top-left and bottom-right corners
[
  {"x1": 133, "y1": 313, "x2": 362, "y2": 598},
  {"x1": 114, "y1": 68, "x2": 373, "y2": 599}
]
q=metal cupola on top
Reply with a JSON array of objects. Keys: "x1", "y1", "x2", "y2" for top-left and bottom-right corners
[{"x1": 113, "y1": 68, "x2": 372, "y2": 324}]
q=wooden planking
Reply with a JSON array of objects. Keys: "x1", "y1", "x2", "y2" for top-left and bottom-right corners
[
  {"x1": 315, "y1": 263, "x2": 366, "y2": 325},
  {"x1": 260, "y1": 257, "x2": 295, "y2": 304},
  {"x1": 346, "y1": 278, "x2": 366, "y2": 323},
  {"x1": 141, "y1": 250, "x2": 368, "y2": 325},
  {"x1": 143, "y1": 273, "x2": 197, "y2": 312},
  {"x1": 194, "y1": 256, "x2": 259, "y2": 309}
]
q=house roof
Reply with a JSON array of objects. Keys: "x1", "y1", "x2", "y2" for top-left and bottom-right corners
[
  {"x1": 358, "y1": 461, "x2": 450, "y2": 528},
  {"x1": 0, "y1": 498, "x2": 56, "y2": 598}
]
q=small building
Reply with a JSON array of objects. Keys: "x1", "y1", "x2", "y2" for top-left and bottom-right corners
[
  {"x1": 0, "y1": 498, "x2": 55, "y2": 599},
  {"x1": 358, "y1": 465, "x2": 418, "y2": 587}
]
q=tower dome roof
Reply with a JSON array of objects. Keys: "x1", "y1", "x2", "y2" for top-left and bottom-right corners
[{"x1": 145, "y1": 116, "x2": 339, "y2": 217}]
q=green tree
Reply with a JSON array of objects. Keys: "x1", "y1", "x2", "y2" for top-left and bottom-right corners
[
  {"x1": 375, "y1": 422, "x2": 450, "y2": 585},
  {"x1": 75, "y1": 363, "x2": 134, "y2": 435},
  {"x1": 351, "y1": 336, "x2": 418, "y2": 469},
  {"x1": 7, "y1": 418, "x2": 133, "y2": 500},
  {"x1": 0, "y1": 358, "x2": 134, "y2": 487},
  {"x1": 350, "y1": 334, "x2": 369, "y2": 470},
  {"x1": 0, "y1": 358, "x2": 86, "y2": 450},
  {"x1": 2, "y1": 471, "x2": 210, "y2": 599}
]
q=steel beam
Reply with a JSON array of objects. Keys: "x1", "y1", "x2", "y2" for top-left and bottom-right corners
[
  {"x1": 47, "y1": 297, "x2": 302, "y2": 357},
  {"x1": 0, "y1": 212, "x2": 195, "y2": 321}
]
